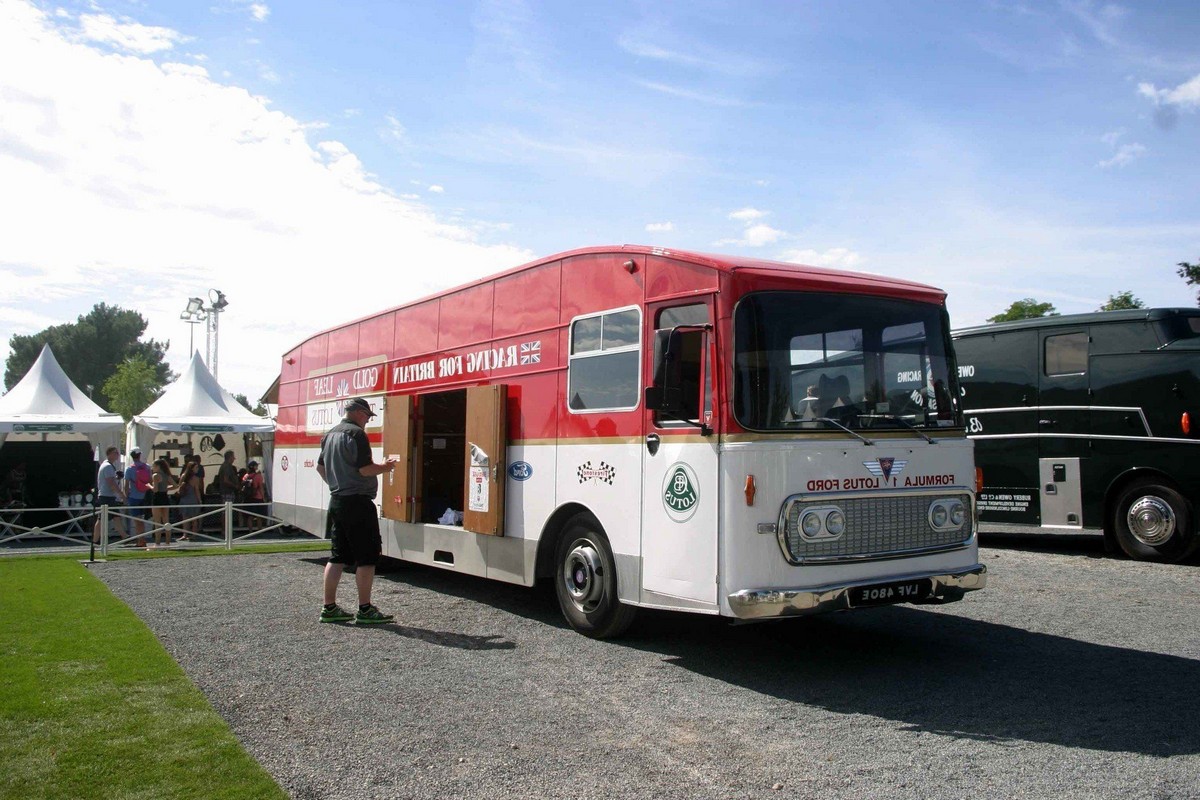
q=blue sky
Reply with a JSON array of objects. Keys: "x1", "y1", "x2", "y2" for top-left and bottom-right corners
[{"x1": 1, "y1": 0, "x2": 1198, "y2": 399}]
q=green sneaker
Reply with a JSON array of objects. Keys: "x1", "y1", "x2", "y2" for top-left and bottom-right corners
[
  {"x1": 319, "y1": 604, "x2": 355, "y2": 623},
  {"x1": 355, "y1": 605, "x2": 395, "y2": 625}
]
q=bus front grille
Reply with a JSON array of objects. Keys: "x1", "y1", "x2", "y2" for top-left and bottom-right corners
[{"x1": 778, "y1": 492, "x2": 973, "y2": 564}]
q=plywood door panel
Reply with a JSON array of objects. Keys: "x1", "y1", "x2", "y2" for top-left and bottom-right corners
[
  {"x1": 382, "y1": 394, "x2": 413, "y2": 523},
  {"x1": 463, "y1": 385, "x2": 506, "y2": 536}
]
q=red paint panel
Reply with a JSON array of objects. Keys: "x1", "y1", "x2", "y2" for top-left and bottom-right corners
[
  {"x1": 493, "y1": 261, "x2": 561, "y2": 339},
  {"x1": 278, "y1": 380, "x2": 301, "y2": 407},
  {"x1": 328, "y1": 325, "x2": 359, "y2": 370},
  {"x1": 438, "y1": 283, "x2": 495, "y2": 349},
  {"x1": 300, "y1": 334, "x2": 328, "y2": 380},
  {"x1": 560, "y1": 254, "x2": 644, "y2": 321},
  {"x1": 281, "y1": 348, "x2": 302, "y2": 382},
  {"x1": 274, "y1": 405, "x2": 304, "y2": 443},
  {"x1": 505, "y1": 373, "x2": 558, "y2": 441},
  {"x1": 358, "y1": 312, "x2": 395, "y2": 362},
  {"x1": 393, "y1": 301, "x2": 440, "y2": 359},
  {"x1": 646, "y1": 256, "x2": 719, "y2": 301}
]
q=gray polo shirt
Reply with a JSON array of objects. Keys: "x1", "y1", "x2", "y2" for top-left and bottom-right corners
[{"x1": 317, "y1": 419, "x2": 378, "y2": 497}]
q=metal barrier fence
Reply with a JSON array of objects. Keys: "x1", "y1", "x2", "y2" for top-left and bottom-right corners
[{"x1": 0, "y1": 502, "x2": 303, "y2": 557}]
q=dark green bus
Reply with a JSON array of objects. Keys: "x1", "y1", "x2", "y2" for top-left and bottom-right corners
[{"x1": 953, "y1": 308, "x2": 1200, "y2": 563}]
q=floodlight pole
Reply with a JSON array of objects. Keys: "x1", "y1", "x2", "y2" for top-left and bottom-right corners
[{"x1": 205, "y1": 289, "x2": 229, "y2": 380}]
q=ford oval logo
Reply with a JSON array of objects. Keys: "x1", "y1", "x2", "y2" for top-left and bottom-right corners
[{"x1": 508, "y1": 461, "x2": 533, "y2": 481}]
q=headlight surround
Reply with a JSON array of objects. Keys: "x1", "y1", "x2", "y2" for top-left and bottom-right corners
[
  {"x1": 825, "y1": 510, "x2": 846, "y2": 536},
  {"x1": 928, "y1": 498, "x2": 969, "y2": 531},
  {"x1": 801, "y1": 511, "x2": 823, "y2": 537}
]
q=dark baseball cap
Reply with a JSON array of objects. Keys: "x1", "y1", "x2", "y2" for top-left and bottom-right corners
[
  {"x1": 130, "y1": 448, "x2": 142, "y2": 457},
  {"x1": 344, "y1": 397, "x2": 376, "y2": 418}
]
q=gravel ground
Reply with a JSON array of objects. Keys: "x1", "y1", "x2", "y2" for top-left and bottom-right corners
[{"x1": 90, "y1": 539, "x2": 1200, "y2": 800}]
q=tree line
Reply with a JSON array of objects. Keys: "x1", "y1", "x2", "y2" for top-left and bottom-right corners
[
  {"x1": 3, "y1": 303, "x2": 266, "y2": 421},
  {"x1": 986, "y1": 259, "x2": 1200, "y2": 323}
]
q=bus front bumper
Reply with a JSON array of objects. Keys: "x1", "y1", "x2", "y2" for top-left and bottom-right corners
[{"x1": 726, "y1": 564, "x2": 987, "y2": 620}]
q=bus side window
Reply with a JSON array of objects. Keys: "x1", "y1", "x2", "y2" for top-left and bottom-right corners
[{"x1": 1045, "y1": 332, "x2": 1088, "y2": 376}]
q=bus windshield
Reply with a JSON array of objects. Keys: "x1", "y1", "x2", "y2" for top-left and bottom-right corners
[{"x1": 733, "y1": 292, "x2": 961, "y2": 432}]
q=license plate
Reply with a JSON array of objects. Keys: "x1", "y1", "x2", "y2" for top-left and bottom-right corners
[{"x1": 849, "y1": 579, "x2": 932, "y2": 607}]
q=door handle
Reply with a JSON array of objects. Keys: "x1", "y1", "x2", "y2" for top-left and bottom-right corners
[{"x1": 645, "y1": 433, "x2": 660, "y2": 456}]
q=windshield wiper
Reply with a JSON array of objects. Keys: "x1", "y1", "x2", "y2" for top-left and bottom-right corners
[
  {"x1": 869, "y1": 413, "x2": 936, "y2": 444},
  {"x1": 815, "y1": 417, "x2": 874, "y2": 446}
]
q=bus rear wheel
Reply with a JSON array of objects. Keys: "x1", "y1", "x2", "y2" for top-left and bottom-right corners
[
  {"x1": 554, "y1": 514, "x2": 636, "y2": 639},
  {"x1": 1111, "y1": 479, "x2": 1199, "y2": 563}
]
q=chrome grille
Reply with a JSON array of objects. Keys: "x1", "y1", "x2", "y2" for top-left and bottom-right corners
[{"x1": 779, "y1": 492, "x2": 972, "y2": 564}]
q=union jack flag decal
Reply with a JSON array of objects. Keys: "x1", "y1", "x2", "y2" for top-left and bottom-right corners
[{"x1": 520, "y1": 340, "x2": 541, "y2": 365}]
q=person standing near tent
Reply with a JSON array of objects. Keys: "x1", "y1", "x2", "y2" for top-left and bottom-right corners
[
  {"x1": 175, "y1": 458, "x2": 202, "y2": 541},
  {"x1": 217, "y1": 450, "x2": 239, "y2": 505},
  {"x1": 123, "y1": 449, "x2": 152, "y2": 547},
  {"x1": 149, "y1": 459, "x2": 177, "y2": 548},
  {"x1": 92, "y1": 446, "x2": 126, "y2": 544},
  {"x1": 316, "y1": 397, "x2": 399, "y2": 624}
]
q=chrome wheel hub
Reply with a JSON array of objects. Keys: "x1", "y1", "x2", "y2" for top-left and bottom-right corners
[
  {"x1": 563, "y1": 542, "x2": 604, "y2": 612},
  {"x1": 1127, "y1": 496, "x2": 1176, "y2": 546}
]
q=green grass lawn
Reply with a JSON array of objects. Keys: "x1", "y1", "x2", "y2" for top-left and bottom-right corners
[{"x1": 0, "y1": 557, "x2": 288, "y2": 800}]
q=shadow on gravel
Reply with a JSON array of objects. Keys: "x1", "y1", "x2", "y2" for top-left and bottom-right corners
[
  {"x1": 623, "y1": 606, "x2": 1200, "y2": 758},
  {"x1": 356, "y1": 624, "x2": 516, "y2": 651},
  {"x1": 304, "y1": 555, "x2": 1199, "y2": 756}
]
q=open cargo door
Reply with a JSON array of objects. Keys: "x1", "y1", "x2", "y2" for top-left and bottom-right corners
[
  {"x1": 381, "y1": 394, "x2": 414, "y2": 523},
  {"x1": 463, "y1": 384, "x2": 506, "y2": 536}
]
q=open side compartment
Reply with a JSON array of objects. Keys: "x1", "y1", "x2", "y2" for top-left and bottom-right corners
[{"x1": 381, "y1": 385, "x2": 506, "y2": 536}]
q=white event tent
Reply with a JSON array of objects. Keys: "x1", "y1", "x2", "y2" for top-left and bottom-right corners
[
  {"x1": 0, "y1": 344, "x2": 124, "y2": 450},
  {"x1": 126, "y1": 351, "x2": 274, "y2": 453}
]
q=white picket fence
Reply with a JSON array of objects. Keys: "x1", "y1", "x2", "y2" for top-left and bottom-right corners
[{"x1": 0, "y1": 502, "x2": 301, "y2": 557}]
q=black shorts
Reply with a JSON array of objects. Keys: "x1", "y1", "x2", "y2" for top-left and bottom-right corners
[{"x1": 326, "y1": 494, "x2": 381, "y2": 567}]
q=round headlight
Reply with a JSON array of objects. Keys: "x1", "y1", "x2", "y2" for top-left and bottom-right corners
[
  {"x1": 949, "y1": 501, "x2": 966, "y2": 527},
  {"x1": 930, "y1": 504, "x2": 948, "y2": 528},
  {"x1": 802, "y1": 511, "x2": 822, "y2": 537},
  {"x1": 825, "y1": 510, "x2": 845, "y2": 536}
]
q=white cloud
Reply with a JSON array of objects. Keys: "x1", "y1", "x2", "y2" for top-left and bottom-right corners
[
  {"x1": 77, "y1": 12, "x2": 187, "y2": 54},
  {"x1": 0, "y1": 1, "x2": 531, "y2": 398},
  {"x1": 1138, "y1": 74, "x2": 1200, "y2": 109},
  {"x1": 1098, "y1": 142, "x2": 1146, "y2": 169},
  {"x1": 1100, "y1": 128, "x2": 1124, "y2": 146},
  {"x1": 728, "y1": 207, "x2": 766, "y2": 222},
  {"x1": 645, "y1": 222, "x2": 674, "y2": 233},
  {"x1": 741, "y1": 223, "x2": 785, "y2": 247},
  {"x1": 778, "y1": 247, "x2": 864, "y2": 270},
  {"x1": 428, "y1": 184, "x2": 445, "y2": 194},
  {"x1": 249, "y1": 3, "x2": 270, "y2": 22}
]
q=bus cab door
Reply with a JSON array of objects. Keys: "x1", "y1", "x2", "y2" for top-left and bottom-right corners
[
  {"x1": 1037, "y1": 328, "x2": 1089, "y2": 527},
  {"x1": 640, "y1": 300, "x2": 719, "y2": 610}
]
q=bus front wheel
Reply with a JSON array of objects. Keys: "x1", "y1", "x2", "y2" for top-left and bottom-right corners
[
  {"x1": 554, "y1": 514, "x2": 636, "y2": 639},
  {"x1": 1111, "y1": 479, "x2": 1199, "y2": 563}
]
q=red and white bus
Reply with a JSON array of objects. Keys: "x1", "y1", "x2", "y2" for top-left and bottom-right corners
[{"x1": 273, "y1": 246, "x2": 986, "y2": 637}]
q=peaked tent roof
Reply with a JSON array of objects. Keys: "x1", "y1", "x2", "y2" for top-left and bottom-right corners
[
  {"x1": 0, "y1": 344, "x2": 123, "y2": 433},
  {"x1": 132, "y1": 351, "x2": 273, "y2": 433}
]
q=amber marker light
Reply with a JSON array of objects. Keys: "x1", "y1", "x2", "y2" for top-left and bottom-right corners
[
  {"x1": 1183, "y1": 412, "x2": 1191, "y2": 436},
  {"x1": 744, "y1": 475, "x2": 756, "y2": 506},
  {"x1": 975, "y1": 467, "x2": 984, "y2": 494}
]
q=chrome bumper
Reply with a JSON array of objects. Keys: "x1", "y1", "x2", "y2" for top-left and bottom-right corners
[{"x1": 726, "y1": 564, "x2": 987, "y2": 620}]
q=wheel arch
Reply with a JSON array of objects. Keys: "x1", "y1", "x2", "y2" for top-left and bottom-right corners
[{"x1": 534, "y1": 502, "x2": 599, "y2": 582}]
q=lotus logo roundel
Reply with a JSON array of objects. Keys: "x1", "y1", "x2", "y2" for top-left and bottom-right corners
[{"x1": 662, "y1": 462, "x2": 700, "y2": 523}]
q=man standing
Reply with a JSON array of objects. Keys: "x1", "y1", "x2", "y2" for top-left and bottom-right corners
[
  {"x1": 92, "y1": 446, "x2": 127, "y2": 543},
  {"x1": 217, "y1": 450, "x2": 239, "y2": 504},
  {"x1": 316, "y1": 397, "x2": 398, "y2": 624},
  {"x1": 123, "y1": 448, "x2": 152, "y2": 547}
]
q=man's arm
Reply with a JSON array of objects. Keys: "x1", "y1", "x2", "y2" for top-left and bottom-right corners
[{"x1": 351, "y1": 427, "x2": 397, "y2": 477}]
